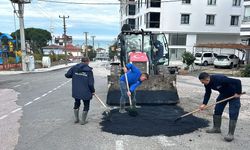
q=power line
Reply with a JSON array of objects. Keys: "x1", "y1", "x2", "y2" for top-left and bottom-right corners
[{"x1": 37, "y1": 0, "x2": 182, "y2": 5}]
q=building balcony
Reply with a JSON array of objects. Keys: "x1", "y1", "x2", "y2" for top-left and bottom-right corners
[
  {"x1": 146, "y1": 21, "x2": 160, "y2": 28},
  {"x1": 242, "y1": 16, "x2": 250, "y2": 23}
]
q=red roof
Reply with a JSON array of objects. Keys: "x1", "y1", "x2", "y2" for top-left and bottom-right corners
[{"x1": 65, "y1": 44, "x2": 82, "y2": 52}]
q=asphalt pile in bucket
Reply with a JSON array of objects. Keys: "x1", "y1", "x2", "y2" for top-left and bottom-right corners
[{"x1": 100, "y1": 105, "x2": 209, "y2": 137}]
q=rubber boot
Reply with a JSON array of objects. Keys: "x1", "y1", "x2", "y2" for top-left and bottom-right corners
[
  {"x1": 206, "y1": 115, "x2": 221, "y2": 133},
  {"x1": 119, "y1": 101, "x2": 126, "y2": 113},
  {"x1": 224, "y1": 120, "x2": 237, "y2": 142},
  {"x1": 81, "y1": 111, "x2": 88, "y2": 125},
  {"x1": 74, "y1": 109, "x2": 79, "y2": 123}
]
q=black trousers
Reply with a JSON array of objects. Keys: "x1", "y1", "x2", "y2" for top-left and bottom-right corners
[{"x1": 74, "y1": 99, "x2": 90, "y2": 111}]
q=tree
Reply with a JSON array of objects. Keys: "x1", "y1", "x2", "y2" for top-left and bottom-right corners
[
  {"x1": 182, "y1": 51, "x2": 195, "y2": 70},
  {"x1": 11, "y1": 28, "x2": 52, "y2": 53},
  {"x1": 108, "y1": 45, "x2": 118, "y2": 61}
]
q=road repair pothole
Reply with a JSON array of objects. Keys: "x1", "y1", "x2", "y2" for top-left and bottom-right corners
[{"x1": 100, "y1": 105, "x2": 209, "y2": 137}]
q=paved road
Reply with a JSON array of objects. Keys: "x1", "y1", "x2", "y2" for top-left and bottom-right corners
[{"x1": 0, "y1": 61, "x2": 250, "y2": 150}]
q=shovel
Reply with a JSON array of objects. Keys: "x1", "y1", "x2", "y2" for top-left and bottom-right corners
[
  {"x1": 124, "y1": 72, "x2": 138, "y2": 117},
  {"x1": 94, "y1": 94, "x2": 112, "y2": 121},
  {"x1": 174, "y1": 92, "x2": 246, "y2": 123}
]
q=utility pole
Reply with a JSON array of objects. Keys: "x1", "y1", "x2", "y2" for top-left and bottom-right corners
[
  {"x1": 11, "y1": 0, "x2": 31, "y2": 71},
  {"x1": 84, "y1": 32, "x2": 88, "y2": 57},
  {"x1": 91, "y1": 35, "x2": 95, "y2": 50},
  {"x1": 59, "y1": 15, "x2": 69, "y2": 65}
]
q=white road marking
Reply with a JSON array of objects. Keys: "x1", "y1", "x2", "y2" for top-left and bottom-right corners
[
  {"x1": 0, "y1": 115, "x2": 8, "y2": 120},
  {"x1": 115, "y1": 140, "x2": 124, "y2": 150},
  {"x1": 11, "y1": 108, "x2": 22, "y2": 114},
  {"x1": 1, "y1": 81, "x2": 69, "y2": 120},
  {"x1": 13, "y1": 85, "x2": 21, "y2": 88},
  {"x1": 33, "y1": 97, "x2": 40, "y2": 101},
  {"x1": 41, "y1": 93, "x2": 47, "y2": 97},
  {"x1": 24, "y1": 101, "x2": 33, "y2": 106}
]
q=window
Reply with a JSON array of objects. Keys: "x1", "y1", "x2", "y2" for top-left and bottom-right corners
[
  {"x1": 233, "y1": 0, "x2": 241, "y2": 6},
  {"x1": 207, "y1": 0, "x2": 216, "y2": 5},
  {"x1": 206, "y1": 15, "x2": 215, "y2": 25},
  {"x1": 203, "y1": 53, "x2": 212, "y2": 57},
  {"x1": 146, "y1": 0, "x2": 161, "y2": 8},
  {"x1": 169, "y1": 34, "x2": 186, "y2": 45},
  {"x1": 169, "y1": 48, "x2": 186, "y2": 61},
  {"x1": 182, "y1": 0, "x2": 191, "y2": 4},
  {"x1": 128, "y1": 4, "x2": 136, "y2": 15},
  {"x1": 146, "y1": 12, "x2": 160, "y2": 28},
  {"x1": 181, "y1": 14, "x2": 190, "y2": 24},
  {"x1": 128, "y1": 19, "x2": 135, "y2": 29},
  {"x1": 231, "y1": 16, "x2": 239, "y2": 25},
  {"x1": 243, "y1": 6, "x2": 250, "y2": 21},
  {"x1": 151, "y1": 0, "x2": 161, "y2": 7}
]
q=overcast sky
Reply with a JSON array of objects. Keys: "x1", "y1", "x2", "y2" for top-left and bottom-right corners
[{"x1": 0, "y1": 0, "x2": 120, "y2": 42}]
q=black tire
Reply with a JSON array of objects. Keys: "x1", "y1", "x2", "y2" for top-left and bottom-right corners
[
  {"x1": 214, "y1": 65, "x2": 218, "y2": 68},
  {"x1": 203, "y1": 61, "x2": 208, "y2": 66},
  {"x1": 229, "y1": 63, "x2": 233, "y2": 69}
]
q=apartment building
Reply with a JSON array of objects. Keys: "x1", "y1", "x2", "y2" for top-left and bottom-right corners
[
  {"x1": 119, "y1": 0, "x2": 243, "y2": 61},
  {"x1": 241, "y1": 0, "x2": 250, "y2": 44},
  {"x1": 240, "y1": 0, "x2": 250, "y2": 63}
]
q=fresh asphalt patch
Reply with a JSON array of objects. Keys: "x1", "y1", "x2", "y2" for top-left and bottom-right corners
[{"x1": 100, "y1": 105, "x2": 209, "y2": 137}]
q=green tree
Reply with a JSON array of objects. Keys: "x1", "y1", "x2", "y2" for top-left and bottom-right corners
[
  {"x1": 11, "y1": 28, "x2": 52, "y2": 53},
  {"x1": 182, "y1": 51, "x2": 195, "y2": 70},
  {"x1": 108, "y1": 45, "x2": 118, "y2": 60},
  {"x1": 87, "y1": 45, "x2": 96, "y2": 61}
]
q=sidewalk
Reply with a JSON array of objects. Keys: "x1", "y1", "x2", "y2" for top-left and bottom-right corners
[{"x1": 0, "y1": 63, "x2": 77, "y2": 75}]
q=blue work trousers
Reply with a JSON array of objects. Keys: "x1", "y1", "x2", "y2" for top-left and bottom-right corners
[
  {"x1": 119, "y1": 81, "x2": 136, "y2": 105},
  {"x1": 214, "y1": 94, "x2": 241, "y2": 120}
]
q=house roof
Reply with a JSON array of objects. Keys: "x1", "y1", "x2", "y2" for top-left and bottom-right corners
[
  {"x1": 65, "y1": 44, "x2": 82, "y2": 52},
  {"x1": 194, "y1": 43, "x2": 250, "y2": 50},
  {"x1": 42, "y1": 44, "x2": 63, "y2": 49}
]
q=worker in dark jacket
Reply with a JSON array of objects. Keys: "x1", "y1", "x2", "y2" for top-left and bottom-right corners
[
  {"x1": 65, "y1": 57, "x2": 95, "y2": 125},
  {"x1": 119, "y1": 63, "x2": 149, "y2": 113},
  {"x1": 199, "y1": 72, "x2": 242, "y2": 142}
]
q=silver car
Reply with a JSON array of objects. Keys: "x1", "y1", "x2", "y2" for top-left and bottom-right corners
[{"x1": 213, "y1": 54, "x2": 239, "y2": 69}]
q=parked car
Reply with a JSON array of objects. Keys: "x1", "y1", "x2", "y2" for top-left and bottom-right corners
[
  {"x1": 213, "y1": 54, "x2": 240, "y2": 69},
  {"x1": 194, "y1": 52, "x2": 217, "y2": 66}
]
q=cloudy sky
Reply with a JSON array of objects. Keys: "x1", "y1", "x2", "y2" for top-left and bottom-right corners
[{"x1": 0, "y1": 0, "x2": 120, "y2": 43}]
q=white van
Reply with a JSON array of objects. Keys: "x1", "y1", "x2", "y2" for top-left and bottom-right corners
[{"x1": 194, "y1": 52, "x2": 217, "y2": 66}]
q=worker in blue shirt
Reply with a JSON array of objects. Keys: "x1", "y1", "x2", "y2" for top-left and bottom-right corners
[
  {"x1": 119, "y1": 63, "x2": 149, "y2": 113},
  {"x1": 199, "y1": 72, "x2": 242, "y2": 142}
]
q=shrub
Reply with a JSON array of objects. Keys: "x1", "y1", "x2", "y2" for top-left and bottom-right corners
[
  {"x1": 182, "y1": 51, "x2": 195, "y2": 70},
  {"x1": 8, "y1": 57, "x2": 16, "y2": 64},
  {"x1": 33, "y1": 53, "x2": 43, "y2": 61},
  {"x1": 241, "y1": 64, "x2": 250, "y2": 77}
]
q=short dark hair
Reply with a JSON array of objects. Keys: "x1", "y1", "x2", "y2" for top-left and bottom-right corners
[
  {"x1": 199, "y1": 72, "x2": 210, "y2": 80},
  {"x1": 81, "y1": 57, "x2": 90, "y2": 63},
  {"x1": 142, "y1": 73, "x2": 149, "y2": 79}
]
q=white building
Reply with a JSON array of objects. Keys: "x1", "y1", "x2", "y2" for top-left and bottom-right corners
[
  {"x1": 241, "y1": 0, "x2": 250, "y2": 63},
  {"x1": 119, "y1": 0, "x2": 243, "y2": 61}
]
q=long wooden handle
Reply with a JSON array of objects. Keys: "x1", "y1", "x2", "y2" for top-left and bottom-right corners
[
  {"x1": 94, "y1": 94, "x2": 108, "y2": 108},
  {"x1": 124, "y1": 72, "x2": 132, "y2": 106},
  {"x1": 180, "y1": 92, "x2": 246, "y2": 118}
]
